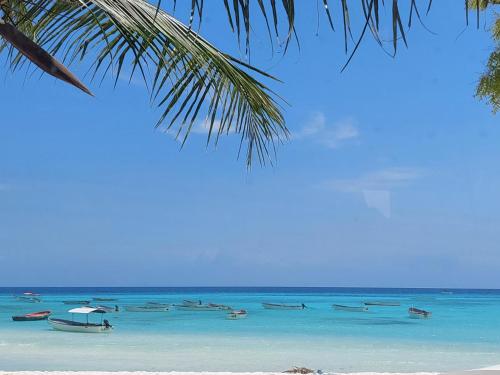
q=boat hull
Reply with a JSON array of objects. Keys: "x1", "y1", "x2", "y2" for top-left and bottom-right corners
[
  {"x1": 364, "y1": 301, "x2": 400, "y2": 307},
  {"x1": 175, "y1": 305, "x2": 221, "y2": 311},
  {"x1": 409, "y1": 308, "x2": 431, "y2": 319},
  {"x1": 125, "y1": 306, "x2": 169, "y2": 312},
  {"x1": 332, "y1": 304, "x2": 368, "y2": 312},
  {"x1": 262, "y1": 303, "x2": 305, "y2": 310},
  {"x1": 63, "y1": 301, "x2": 90, "y2": 305},
  {"x1": 48, "y1": 318, "x2": 112, "y2": 333},
  {"x1": 12, "y1": 311, "x2": 51, "y2": 321}
]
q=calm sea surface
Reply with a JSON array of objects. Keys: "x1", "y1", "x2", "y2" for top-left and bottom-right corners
[{"x1": 1, "y1": 287, "x2": 500, "y2": 372}]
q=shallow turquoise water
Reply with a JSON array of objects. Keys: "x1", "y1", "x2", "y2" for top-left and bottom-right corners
[{"x1": 1, "y1": 288, "x2": 500, "y2": 372}]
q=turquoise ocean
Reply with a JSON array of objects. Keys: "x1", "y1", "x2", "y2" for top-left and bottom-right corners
[{"x1": 1, "y1": 287, "x2": 500, "y2": 373}]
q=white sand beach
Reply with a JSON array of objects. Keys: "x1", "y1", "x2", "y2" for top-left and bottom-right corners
[{"x1": 0, "y1": 369, "x2": 498, "y2": 375}]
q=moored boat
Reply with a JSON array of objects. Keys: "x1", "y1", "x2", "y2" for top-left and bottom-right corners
[
  {"x1": 364, "y1": 301, "x2": 400, "y2": 306},
  {"x1": 262, "y1": 303, "x2": 306, "y2": 310},
  {"x1": 94, "y1": 305, "x2": 119, "y2": 312},
  {"x1": 146, "y1": 301, "x2": 170, "y2": 307},
  {"x1": 15, "y1": 295, "x2": 41, "y2": 303},
  {"x1": 125, "y1": 305, "x2": 169, "y2": 312},
  {"x1": 227, "y1": 309, "x2": 248, "y2": 319},
  {"x1": 409, "y1": 307, "x2": 431, "y2": 319},
  {"x1": 174, "y1": 304, "x2": 221, "y2": 311},
  {"x1": 332, "y1": 304, "x2": 368, "y2": 312},
  {"x1": 63, "y1": 300, "x2": 90, "y2": 305},
  {"x1": 48, "y1": 307, "x2": 112, "y2": 333},
  {"x1": 208, "y1": 303, "x2": 232, "y2": 310},
  {"x1": 182, "y1": 299, "x2": 202, "y2": 306},
  {"x1": 12, "y1": 310, "x2": 51, "y2": 321}
]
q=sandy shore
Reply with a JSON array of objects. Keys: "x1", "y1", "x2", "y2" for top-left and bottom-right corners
[{"x1": 0, "y1": 368, "x2": 498, "y2": 375}]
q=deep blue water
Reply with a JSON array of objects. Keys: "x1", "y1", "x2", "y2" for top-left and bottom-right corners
[{"x1": 1, "y1": 287, "x2": 500, "y2": 372}]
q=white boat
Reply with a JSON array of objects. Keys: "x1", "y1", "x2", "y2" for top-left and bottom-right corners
[
  {"x1": 48, "y1": 307, "x2": 112, "y2": 333},
  {"x1": 146, "y1": 301, "x2": 170, "y2": 308},
  {"x1": 125, "y1": 305, "x2": 169, "y2": 312},
  {"x1": 262, "y1": 303, "x2": 306, "y2": 310},
  {"x1": 332, "y1": 304, "x2": 368, "y2": 312},
  {"x1": 227, "y1": 309, "x2": 248, "y2": 319},
  {"x1": 94, "y1": 305, "x2": 119, "y2": 312},
  {"x1": 409, "y1": 307, "x2": 431, "y2": 319}
]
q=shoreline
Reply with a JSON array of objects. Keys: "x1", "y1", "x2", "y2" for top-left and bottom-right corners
[{"x1": 0, "y1": 368, "x2": 498, "y2": 375}]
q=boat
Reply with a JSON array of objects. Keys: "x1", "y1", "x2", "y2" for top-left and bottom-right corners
[
  {"x1": 146, "y1": 301, "x2": 170, "y2": 307},
  {"x1": 262, "y1": 303, "x2": 306, "y2": 310},
  {"x1": 12, "y1": 310, "x2": 51, "y2": 321},
  {"x1": 363, "y1": 301, "x2": 400, "y2": 306},
  {"x1": 409, "y1": 307, "x2": 431, "y2": 319},
  {"x1": 63, "y1": 300, "x2": 90, "y2": 305},
  {"x1": 332, "y1": 304, "x2": 368, "y2": 312},
  {"x1": 227, "y1": 309, "x2": 248, "y2": 319},
  {"x1": 125, "y1": 305, "x2": 169, "y2": 312},
  {"x1": 94, "y1": 305, "x2": 119, "y2": 312},
  {"x1": 22, "y1": 291, "x2": 41, "y2": 296},
  {"x1": 48, "y1": 307, "x2": 112, "y2": 333},
  {"x1": 174, "y1": 304, "x2": 222, "y2": 311},
  {"x1": 15, "y1": 295, "x2": 41, "y2": 303},
  {"x1": 93, "y1": 297, "x2": 117, "y2": 302},
  {"x1": 182, "y1": 299, "x2": 202, "y2": 306},
  {"x1": 208, "y1": 303, "x2": 232, "y2": 310}
]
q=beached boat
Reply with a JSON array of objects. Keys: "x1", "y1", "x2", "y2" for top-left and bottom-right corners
[
  {"x1": 332, "y1": 304, "x2": 368, "y2": 312},
  {"x1": 227, "y1": 309, "x2": 248, "y2": 319},
  {"x1": 93, "y1": 297, "x2": 117, "y2": 302},
  {"x1": 62, "y1": 300, "x2": 90, "y2": 305},
  {"x1": 15, "y1": 295, "x2": 41, "y2": 303},
  {"x1": 12, "y1": 310, "x2": 51, "y2": 321},
  {"x1": 48, "y1": 307, "x2": 112, "y2": 333},
  {"x1": 125, "y1": 305, "x2": 169, "y2": 312},
  {"x1": 262, "y1": 303, "x2": 306, "y2": 310},
  {"x1": 409, "y1": 307, "x2": 432, "y2": 319},
  {"x1": 363, "y1": 301, "x2": 400, "y2": 306}
]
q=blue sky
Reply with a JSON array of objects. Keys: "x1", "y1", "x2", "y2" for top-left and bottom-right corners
[{"x1": 0, "y1": 1, "x2": 499, "y2": 287}]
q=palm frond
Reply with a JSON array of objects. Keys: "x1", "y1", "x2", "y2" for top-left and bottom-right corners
[{"x1": 0, "y1": 0, "x2": 287, "y2": 166}]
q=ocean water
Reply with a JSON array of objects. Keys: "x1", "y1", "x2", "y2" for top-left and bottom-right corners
[{"x1": 1, "y1": 287, "x2": 500, "y2": 372}]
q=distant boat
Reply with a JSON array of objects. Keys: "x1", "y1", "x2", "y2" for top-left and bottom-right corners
[
  {"x1": 227, "y1": 309, "x2": 248, "y2": 319},
  {"x1": 146, "y1": 301, "x2": 170, "y2": 307},
  {"x1": 12, "y1": 310, "x2": 51, "y2": 321},
  {"x1": 409, "y1": 307, "x2": 432, "y2": 319},
  {"x1": 125, "y1": 305, "x2": 169, "y2": 312},
  {"x1": 182, "y1": 299, "x2": 202, "y2": 306},
  {"x1": 48, "y1": 307, "x2": 112, "y2": 333},
  {"x1": 262, "y1": 303, "x2": 306, "y2": 310},
  {"x1": 441, "y1": 290, "x2": 453, "y2": 295},
  {"x1": 332, "y1": 304, "x2": 368, "y2": 312},
  {"x1": 364, "y1": 301, "x2": 400, "y2": 306},
  {"x1": 175, "y1": 304, "x2": 222, "y2": 311},
  {"x1": 207, "y1": 303, "x2": 232, "y2": 310},
  {"x1": 63, "y1": 300, "x2": 90, "y2": 305},
  {"x1": 94, "y1": 305, "x2": 119, "y2": 312},
  {"x1": 22, "y1": 291, "x2": 41, "y2": 296},
  {"x1": 15, "y1": 296, "x2": 41, "y2": 303},
  {"x1": 93, "y1": 297, "x2": 117, "y2": 302}
]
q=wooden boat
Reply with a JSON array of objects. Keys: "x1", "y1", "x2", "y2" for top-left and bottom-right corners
[
  {"x1": 48, "y1": 307, "x2": 112, "y2": 333},
  {"x1": 63, "y1": 300, "x2": 90, "y2": 305},
  {"x1": 364, "y1": 301, "x2": 400, "y2": 307},
  {"x1": 332, "y1": 304, "x2": 368, "y2": 312},
  {"x1": 262, "y1": 303, "x2": 306, "y2": 310},
  {"x1": 15, "y1": 295, "x2": 41, "y2": 303},
  {"x1": 227, "y1": 309, "x2": 248, "y2": 319},
  {"x1": 93, "y1": 297, "x2": 117, "y2": 302},
  {"x1": 125, "y1": 305, "x2": 169, "y2": 312},
  {"x1": 409, "y1": 307, "x2": 431, "y2": 319},
  {"x1": 12, "y1": 310, "x2": 51, "y2": 321}
]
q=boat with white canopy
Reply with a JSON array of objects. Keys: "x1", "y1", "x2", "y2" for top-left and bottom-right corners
[{"x1": 48, "y1": 307, "x2": 113, "y2": 333}]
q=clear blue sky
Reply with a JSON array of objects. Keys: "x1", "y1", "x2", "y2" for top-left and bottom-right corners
[{"x1": 0, "y1": 1, "x2": 498, "y2": 287}]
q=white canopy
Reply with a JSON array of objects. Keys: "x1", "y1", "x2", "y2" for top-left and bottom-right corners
[{"x1": 68, "y1": 307, "x2": 106, "y2": 314}]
